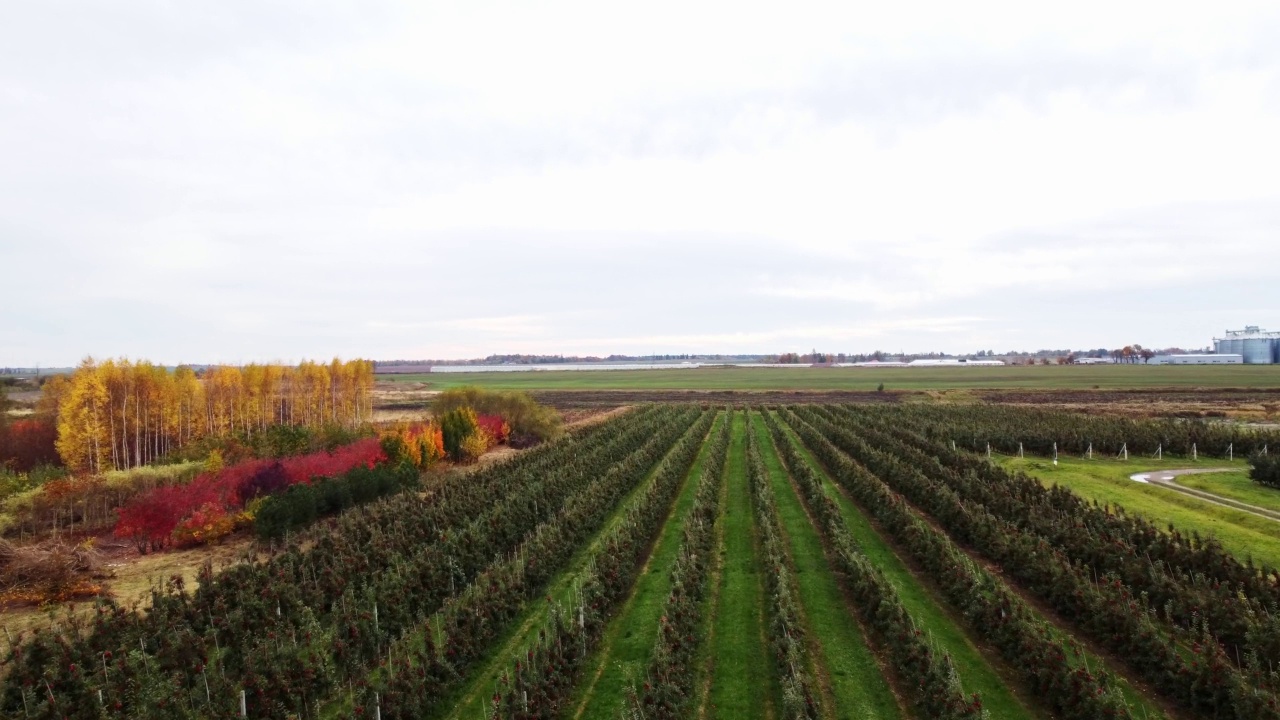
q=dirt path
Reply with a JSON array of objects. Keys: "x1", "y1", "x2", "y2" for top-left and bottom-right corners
[{"x1": 1129, "y1": 468, "x2": 1280, "y2": 522}]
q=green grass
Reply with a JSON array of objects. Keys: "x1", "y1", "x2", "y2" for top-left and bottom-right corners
[
  {"x1": 769, "y1": 412, "x2": 1041, "y2": 720},
  {"x1": 568, "y1": 414, "x2": 725, "y2": 720},
  {"x1": 750, "y1": 413, "x2": 902, "y2": 720},
  {"x1": 1001, "y1": 455, "x2": 1280, "y2": 571},
  {"x1": 441, "y1": 412, "x2": 711, "y2": 720},
  {"x1": 691, "y1": 412, "x2": 734, "y2": 718},
  {"x1": 1177, "y1": 470, "x2": 1280, "y2": 512},
  {"x1": 706, "y1": 413, "x2": 779, "y2": 720},
  {"x1": 379, "y1": 364, "x2": 1280, "y2": 392}
]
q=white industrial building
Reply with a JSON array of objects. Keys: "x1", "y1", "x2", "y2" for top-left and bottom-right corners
[
  {"x1": 1151, "y1": 354, "x2": 1243, "y2": 365},
  {"x1": 836, "y1": 358, "x2": 1005, "y2": 368},
  {"x1": 904, "y1": 359, "x2": 1005, "y2": 367}
]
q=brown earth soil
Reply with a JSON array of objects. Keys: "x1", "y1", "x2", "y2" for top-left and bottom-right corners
[
  {"x1": 976, "y1": 388, "x2": 1280, "y2": 420},
  {"x1": 371, "y1": 384, "x2": 904, "y2": 418},
  {"x1": 529, "y1": 389, "x2": 903, "y2": 410},
  {"x1": 561, "y1": 405, "x2": 632, "y2": 429},
  {"x1": 372, "y1": 380, "x2": 437, "y2": 413}
]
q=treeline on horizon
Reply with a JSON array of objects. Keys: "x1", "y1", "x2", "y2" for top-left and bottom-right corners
[
  {"x1": 373, "y1": 344, "x2": 1214, "y2": 368},
  {"x1": 373, "y1": 353, "x2": 747, "y2": 367}
]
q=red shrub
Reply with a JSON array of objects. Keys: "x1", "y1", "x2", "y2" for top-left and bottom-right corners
[
  {"x1": 277, "y1": 438, "x2": 383, "y2": 488},
  {"x1": 172, "y1": 503, "x2": 237, "y2": 547},
  {"x1": 0, "y1": 418, "x2": 60, "y2": 472},
  {"x1": 114, "y1": 438, "x2": 385, "y2": 549},
  {"x1": 476, "y1": 415, "x2": 510, "y2": 445},
  {"x1": 116, "y1": 483, "x2": 212, "y2": 551}
]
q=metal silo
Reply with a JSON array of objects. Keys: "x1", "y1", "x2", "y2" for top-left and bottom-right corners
[{"x1": 1243, "y1": 338, "x2": 1273, "y2": 364}]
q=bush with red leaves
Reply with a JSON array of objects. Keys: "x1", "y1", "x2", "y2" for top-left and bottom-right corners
[
  {"x1": 0, "y1": 418, "x2": 60, "y2": 472},
  {"x1": 114, "y1": 438, "x2": 384, "y2": 550}
]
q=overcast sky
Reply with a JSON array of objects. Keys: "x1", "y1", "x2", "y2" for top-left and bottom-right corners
[{"x1": 3, "y1": 1, "x2": 1279, "y2": 365}]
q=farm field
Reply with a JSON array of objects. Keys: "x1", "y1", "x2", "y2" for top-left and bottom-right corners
[
  {"x1": 6, "y1": 405, "x2": 1280, "y2": 719},
  {"x1": 377, "y1": 363, "x2": 1280, "y2": 392}
]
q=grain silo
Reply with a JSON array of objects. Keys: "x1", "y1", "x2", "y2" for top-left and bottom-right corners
[
  {"x1": 1243, "y1": 338, "x2": 1272, "y2": 364},
  {"x1": 1214, "y1": 335, "x2": 1241, "y2": 356},
  {"x1": 1216, "y1": 326, "x2": 1280, "y2": 364}
]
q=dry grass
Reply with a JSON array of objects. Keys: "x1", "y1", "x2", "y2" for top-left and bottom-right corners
[
  {"x1": 104, "y1": 536, "x2": 259, "y2": 605},
  {"x1": 475, "y1": 445, "x2": 520, "y2": 467},
  {"x1": 371, "y1": 380, "x2": 437, "y2": 414},
  {"x1": 0, "y1": 533, "x2": 259, "y2": 642},
  {"x1": 371, "y1": 408, "x2": 432, "y2": 423},
  {"x1": 563, "y1": 405, "x2": 632, "y2": 429}
]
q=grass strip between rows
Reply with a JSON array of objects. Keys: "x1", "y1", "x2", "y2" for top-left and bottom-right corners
[
  {"x1": 751, "y1": 412, "x2": 906, "y2": 720},
  {"x1": 614, "y1": 410, "x2": 732, "y2": 719},
  {"x1": 759, "y1": 409, "x2": 989, "y2": 720},
  {"x1": 745, "y1": 415, "x2": 823, "y2": 720},
  {"x1": 705, "y1": 413, "x2": 778, "y2": 720},
  {"x1": 833, "y1": 403, "x2": 1280, "y2": 674},
  {"x1": 780, "y1": 407, "x2": 1140, "y2": 720},
  {"x1": 804, "y1": 405, "x2": 1280, "y2": 720},
  {"x1": 795, "y1": 406, "x2": 1175, "y2": 718},
  {"x1": 565, "y1": 411, "x2": 726, "y2": 719},
  {"x1": 767, "y1": 411, "x2": 1042, "y2": 720},
  {"x1": 482, "y1": 408, "x2": 717, "y2": 717},
  {"x1": 330, "y1": 406, "x2": 708, "y2": 718}
]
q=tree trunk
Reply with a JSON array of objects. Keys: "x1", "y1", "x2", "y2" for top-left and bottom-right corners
[{"x1": 134, "y1": 392, "x2": 141, "y2": 470}]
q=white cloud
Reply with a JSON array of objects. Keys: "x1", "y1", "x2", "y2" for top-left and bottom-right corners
[{"x1": 2, "y1": 1, "x2": 1279, "y2": 364}]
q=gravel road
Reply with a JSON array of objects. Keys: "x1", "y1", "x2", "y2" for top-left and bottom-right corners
[{"x1": 1130, "y1": 468, "x2": 1280, "y2": 522}]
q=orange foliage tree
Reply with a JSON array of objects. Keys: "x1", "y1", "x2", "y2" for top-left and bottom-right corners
[{"x1": 379, "y1": 423, "x2": 445, "y2": 470}]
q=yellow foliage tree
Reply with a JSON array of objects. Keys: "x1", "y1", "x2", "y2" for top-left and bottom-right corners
[
  {"x1": 53, "y1": 358, "x2": 375, "y2": 471},
  {"x1": 56, "y1": 358, "x2": 111, "y2": 473}
]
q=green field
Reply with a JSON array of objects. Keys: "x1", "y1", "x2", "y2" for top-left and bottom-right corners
[
  {"x1": 1176, "y1": 470, "x2": 1280, "y2": 512},
  {"x1": 1001, "y1": 455, "x2": 1280, "y2": 569},
  {"x1": 379, "y1": 364, "x2": 1280, "y2": 391}
]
